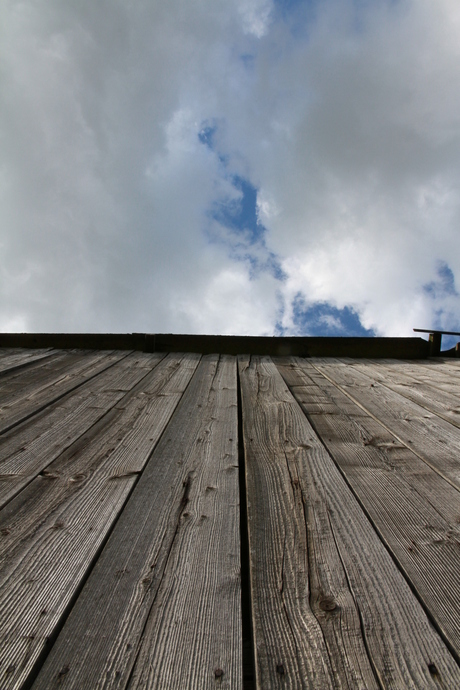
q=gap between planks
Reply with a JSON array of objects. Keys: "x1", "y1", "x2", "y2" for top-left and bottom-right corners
[
  {"x1": 0, "y1": 350, "x2": 130, "y2": 436},
  {"x1": 308, "y1": 358, "x2": 460, "y2": 493},
  {"x1": 239, "y1": 355, "x2": 460, "y2": 689},
  {"x1": 30, "y1": 354, "x2": 241, "y2": 690},
  {"x1": 276, "y1": 356, "x2": 460, "y2": 662},
  {"x1": 0, "y1": 353, "x2": 200, "y2": 690},
  {"x1": 0, "y1": 352, "x2": 166, "y2": 509}
]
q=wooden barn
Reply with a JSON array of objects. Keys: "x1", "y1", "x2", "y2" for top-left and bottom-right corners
[{"x1": 1, "y1": 332, "x2": 460, "y2": 689}]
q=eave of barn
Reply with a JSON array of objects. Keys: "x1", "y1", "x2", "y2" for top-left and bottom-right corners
[{"x1": 0, "y1": 338, "x2": 460, "y2": 689}]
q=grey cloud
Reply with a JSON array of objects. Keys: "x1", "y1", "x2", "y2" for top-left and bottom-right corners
[{"x1": 1, "y1": 0, "x2": 460, "y2": 337}]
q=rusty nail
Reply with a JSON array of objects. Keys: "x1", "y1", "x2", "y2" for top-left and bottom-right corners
[
  {"x1": 215, "y1": 668, "x2": 224, "y2": 678},
  {"x1": 276, "y1": 663, "x2": 285, "y2": 675}
]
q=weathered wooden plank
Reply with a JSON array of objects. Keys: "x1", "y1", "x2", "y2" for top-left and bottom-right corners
[
  {"x1": 239, "y1": 356, "x2": 373, "y2": 689},
  {"x1": 0, "y1": 353, "x2": 200, "y2": 690},
  {"x1": 32, "y1": 355, "x2": 241, "y2": 690},
  {"x1": 0, "y1": 349, "x2": 54, "y2": 376},
  {"x1": 239, "y1": 356, "x2": 460, "y2": 689},
  {"x1": 0, "y1": 349, "x2": 127, "y2": 434},
  {"x1": 277, "y1": 357, "x2": 460, "y2": 658},
  {"x1": 339, "y1": 359, "x2": 460, "y2": 427},
  {"x1": 0, "y1": 352, "x2": 165, "y2": 508},
  {"x1": 329, "y1": 358, "x2": 460, "y2": 398},
  {"x1": 310, "y1": 358, "x2": 460, "y2": 490}
]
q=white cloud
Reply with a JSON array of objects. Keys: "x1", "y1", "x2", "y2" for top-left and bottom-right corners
[
  {"x1": 237, "y1": 0, "x2": 273, "y2": 38},
  {"x1": 1, "y1": 0, "x2": 460, "y2": 337}
]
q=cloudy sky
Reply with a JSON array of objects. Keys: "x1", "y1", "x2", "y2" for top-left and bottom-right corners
[{"x1": 2, "y1": 0, "x2": 460, "y2": 341}]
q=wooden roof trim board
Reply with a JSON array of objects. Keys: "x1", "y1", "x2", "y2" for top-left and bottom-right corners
[{"x1": 0, "y1": 332, "x2": 438, "y2": 358}]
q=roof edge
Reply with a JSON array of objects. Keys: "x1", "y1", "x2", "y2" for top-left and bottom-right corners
[{"x1": 0, "y1": 333, "x2": 430, "y2": 359}]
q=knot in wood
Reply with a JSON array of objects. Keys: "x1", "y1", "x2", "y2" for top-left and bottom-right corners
[
  {"x1": 57, "y1": 665, "x2": 70, "y2": 678},
  {"x1": 319, "y1": 596, "x2": 337, "y2": 611},
  {"x1": 428, "y1": 662, "x2": 439, "y2": 676}
]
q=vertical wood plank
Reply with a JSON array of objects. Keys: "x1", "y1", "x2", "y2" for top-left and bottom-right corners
[
  {"x1": 0, "y1": 350, "x2": 127, "y2": 434},
  {"x1": 0, "y1": 352, "x2": 165, "y2": 508},
  {"x1": 0, "y1": 353, "x2": 199, "y2": 690},
  {"x1": 276, "y1": 357, "x2": 460, "y2": 658},
  {"x1": 309, "y1": 358, "x2": 460, "y2": 490},
  {"x1": 0, "y1": 349, "x2": 54, "y2": 376},
  {"x1": 239, "y1": 356, "x2": 369, "y2": 689},
  {"x1": 339, "y1": 359, "x2": 460, "y2": 429},
  {"x1": 239, "y1": 356, "x2": 460, "y2": 689},
  {"x1": 31, "y1": 355, "x2": 241, "y2": 690}
]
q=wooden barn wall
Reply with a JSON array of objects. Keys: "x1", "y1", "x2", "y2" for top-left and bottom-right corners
[{"x1": 0, "y1": 348, "x2": 460, "y2": 689}]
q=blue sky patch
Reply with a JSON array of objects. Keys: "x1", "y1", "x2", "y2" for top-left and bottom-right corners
[
  {"x1": 292, "y1": 295, "x2": 375, "y2": 336},
  {"x1": 423, "y1": 261, "x2": 458, "y2": 298},
  {"x1": 198, "y1": 124, "x2": 285, "y2": 281},
  {"x1": 198, "y1": 124, "x2": 217, "y2": 149},
  {"x1": 213, "y1": 176, "x2": 260, "y2": 244},
  {"x1": 240, "y1": 53, "x2": 255, "y2": 70},
  {"x1": 273, "y1": 0, "x2": 320, "y2": 37},
  {"x1": 209, "y1": 173, "x2": 286, "y2": 280}
]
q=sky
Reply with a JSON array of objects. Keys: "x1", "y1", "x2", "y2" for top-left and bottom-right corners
[{"x1": 1, "y1": 0, "x2": 460, "y2": 343}]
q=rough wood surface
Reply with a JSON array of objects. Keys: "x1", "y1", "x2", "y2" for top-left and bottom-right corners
[
  {"x1": 0, "y1": 348, "x2": 54, "y2": 376},
  {"x1": 239, "y1": 355, "x2": 460, "y2": 689},
  {"x1": 277, "y1": 357, "x2": 460, "y2": 658},
  {"x1": 32, "y1": 355, "x2": 241, "y2": 690},
  {"x1": 352, "y1": 358, "x2": 460, "y2": 399},
  {"x1": 309, "y1": 358, "x2": 460, "y2": 490},
  {"x1": 334, "y1": 358, "x2": 460, "y2": 429},
  {"x1": 0, "y1": 353, "x2": 199, "y2": 690},
  {"x1": 0, "y1": 352, "x2": 164, "y2": 509},
  {"x1": 0, "y1": 349, "x2": 126, "y2": 434}
]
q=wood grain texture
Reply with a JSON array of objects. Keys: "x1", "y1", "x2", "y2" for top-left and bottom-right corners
[
  {"x1": 352, "y1": 358, "x2": 460, "y2": 398},
  {"x1": 0, "y1": 348, "x2": 54, "y2": 376},
  {"x1": 277, "y1": 357, "x2": 460, "y2": 658},
  {"x1": 336, "y1": 359, "x2": 460, "y2": 429},
  {"x1": 309, "y1": 358, "x2": 460, "y2": 490},
  {"x1": 0, "y1": 349, "x2": 126, "y2": 434},
  {"x1": 239, "y1": 356, "x2": 460, "y2": 689},
  {"x1": 239, "y1": 356, "x2": 372, "y2": 690},
  {"x1": 32, "y1": 355, "x2": 241, "y2": 690},
  {"x1": 0, "y1": 353, "x2": 199, "y2": 690},
  {"x1": 0, "y1": 352, "x2": 165, "y2": 509}
]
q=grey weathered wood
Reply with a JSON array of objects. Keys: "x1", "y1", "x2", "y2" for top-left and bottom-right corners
[
  {"x1": 310, "y1": 358, "x2": 460, "y2": 490},
  {"x1": 0, "y1": 352, "x2": 165, "y2": 508},
  {"x1": 239, "y1": 355, "x2": 460, "y2": 689},
  {"x1": 239, "y1": 356, "x2": 372, "y2": 689},
  {"x1": 0, "y1": 353, "x2": 199, "y2": 690},
  {"x1": 338, "y1": 359, "x2": 460, "y2": 429},
  {"x1": 277, "y1": 357, "x2": 460, "y2": 658},
  {"x1": 326, "y1": 357, "x2": 460, "y2": 399},
  {"x1": 0, "y1": 349, "x2": 127, "y2": 434},
  {"x1": 0, "y1": 348, "x2": 54, "y2": 376},
  {"x1": 32, "y1": 355, "x2": 241, "y2": 690}
]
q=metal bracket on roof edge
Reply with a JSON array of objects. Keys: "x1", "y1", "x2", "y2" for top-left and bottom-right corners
[{"x1": 413, "y1": 329, "x2": 460, "y2": 357}]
